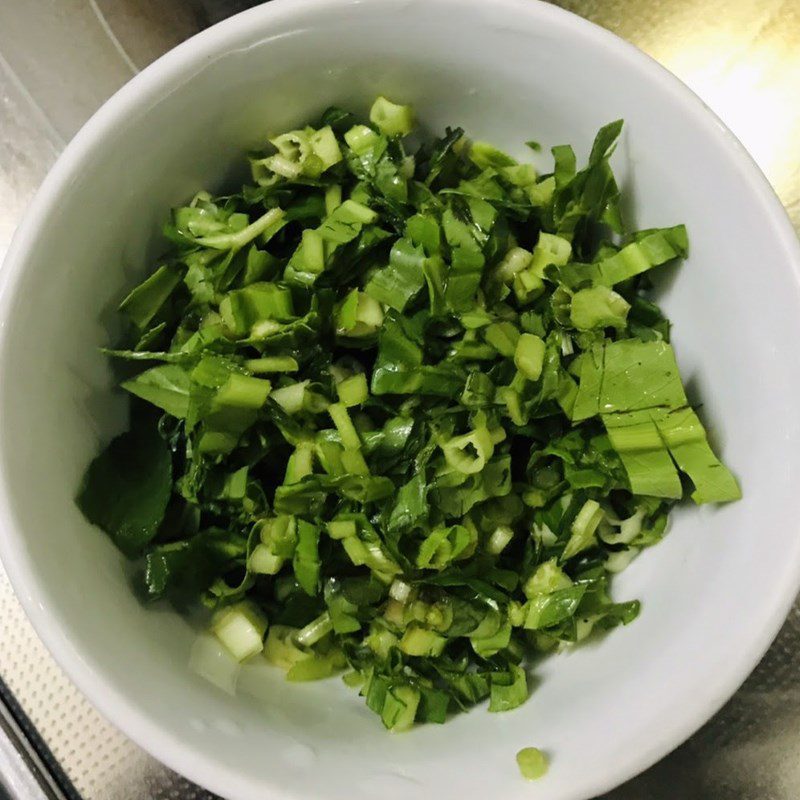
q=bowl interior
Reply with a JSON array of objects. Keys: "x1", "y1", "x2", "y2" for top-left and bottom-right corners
[{"x1": 2, "y1": 2, "x2": 800, "y2": 799}]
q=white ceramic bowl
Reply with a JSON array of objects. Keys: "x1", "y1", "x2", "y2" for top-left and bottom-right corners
[{"x1": 1, "y1": 1, "x2": 800, "y2": 798}]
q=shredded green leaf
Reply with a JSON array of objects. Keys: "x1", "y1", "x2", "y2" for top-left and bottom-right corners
[{"x1": 77, "y1": 96, "x2": 740, "y2": 733}]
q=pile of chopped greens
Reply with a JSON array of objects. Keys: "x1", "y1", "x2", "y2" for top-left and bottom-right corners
[{"x1": 78, "y1": 96, "x2": 740, "y2": 731}]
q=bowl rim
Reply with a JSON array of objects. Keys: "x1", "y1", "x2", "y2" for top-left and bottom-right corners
[{"x1": 1, "y1": 0, "x2": 799, "y2": 798}]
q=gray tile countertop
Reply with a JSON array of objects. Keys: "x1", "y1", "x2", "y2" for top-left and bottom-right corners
[{"x1": 0, "y1": 2, "x2": 798, "y2": 798}]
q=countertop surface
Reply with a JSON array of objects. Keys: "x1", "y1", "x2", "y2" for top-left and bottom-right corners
[{"x1": 0, "y1": 2, "x2": 799, "y2": 798}]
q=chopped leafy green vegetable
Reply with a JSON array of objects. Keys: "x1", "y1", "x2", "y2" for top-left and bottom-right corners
[
  {"x1": 77, "y1": 421, "x2": 171, "y2": 556},
  {"x1": 78, "y1": 96, "x2": 739, "y2": 733}
]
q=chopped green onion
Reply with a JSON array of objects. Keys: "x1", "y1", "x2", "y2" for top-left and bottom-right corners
[
  {"x1": 489, "y1": 664, "x2": 528, "y2": 712},
  {"x1": 284, "y1": 442, "x2": 314, "y2": 484},
  {"x1": 271, "y1": 381, "x2": 308, "y2": 415},
  {"x1": 286, "y1": 651, "x2": 345, "y2": 682},
  {"x1": 244, "y1": 356, "x2": 299, "y2": 374},
  {"x1": 295, "y1": 612, "x2": 334, "y2": 647},
  {"x1": 570, "y1": 285, "x2": 630, "y2": 330},
  {"x1": 212, "y1": 374, "x2": 271, "y2": 410},
  {"x1": 211, "y1": 602, "x2": 268, "y2": 662},
  {"x1": 189, "y1": 633, "x2": 241, "y2": 695},
  {"x1": 328, "y1": 402, "x2": 362, "y2": 450},
  {"x1": 369, "y1": 96, "x2": 415, "y2": 137},
  {"x1": 309, "y1": 125, "x2": 342, "y2": 169},
  {"x1": 440, "y1": 425, "x2": 494, "y2": 474},
  {"x1": 495, "y1": 246, "x2": 533, "y2": 283},
  {"x1": 249, "y1": 544, "x2": 284, "y2": 575},
  {"x1": 388, "y1": 579, "x2": 413, "y2": 603},
  {"x1": 344, "y1": 124, "x2": 380, "y2": 153},
  {"x1": 337, "y1": 373, "x2": 369, "y2": 407},
  {"x1": 399, "y1": 624, "x2": 447, "y2": 656},
  {"x1": 379, "y1": 684, "x2": 420, "y2": 732},
  {"x1": 561, "y1": 499, "x2": 604, "y2": 560},
  {"x1": 264, "y1": 625, "x2": 308, "y2": 670},
  {"x1": 327, "y1": 519, "x2": 357, "y2": 540},
  {"x1": 514, "y1": 333, "x2": 546, "y2": 381},
  {"x1": 523, "y1": 559, "x2": 572, "y2": 599},
  {"x1": 325, "y1": 184, "x2": 342, "y2": 216},
  {"x1": 486, "y1": 524, "x2": 515, "y2": 555},
  {"x1": 516, "y1": 747, "x2": 549, "y2": 781},
  {"x1": 195, "y1": 208, "x2": 284, "y2": 250},
  {"x1": 484, "y1": 321, "x2": 520, "y2": 357}
]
